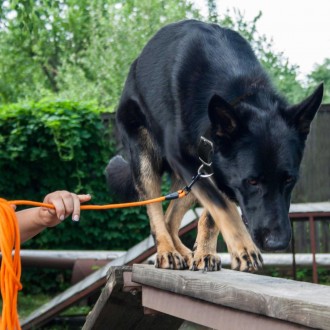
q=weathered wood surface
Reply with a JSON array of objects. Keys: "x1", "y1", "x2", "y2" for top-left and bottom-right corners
[
  {"x1": 132, "y1": 264, "x2": 330, "y2": 330},
  {"x1": 9, "y1": 250, "x2": 126, "y2": 268},
  {"x1": 194, "y1": 203, "x2": 330, "y2": 217},
  {"x1": 289, "y1": 202, "x2": 330, "y2": 214}
]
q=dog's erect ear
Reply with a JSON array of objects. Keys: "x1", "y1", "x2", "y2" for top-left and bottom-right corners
[
  {"x1": 208, "y1": 94, "x2": 239, "y2": 138},
  {"x1": 285, "y1": 83, "x2": 323, "y2": 136}
]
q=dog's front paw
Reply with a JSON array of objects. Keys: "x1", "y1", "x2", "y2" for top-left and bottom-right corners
[
  {"x1": 190, "y1": 253, "x2": 221, "y2": 272},
  {"x1": 230, "y1": 246, "x2": 263, "y2": 272},
  {"x1": 155, "y1": 251, "x2": 188, "y2": 270}
]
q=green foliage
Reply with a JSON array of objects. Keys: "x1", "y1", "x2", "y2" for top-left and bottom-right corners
[
  {"x1": 1, "y1": 1, "x2": 325, "y2": 107},
  {"x1": 0, "y1": 0, "x2": 199, "y2": 106},
  {"x1": 0, "y1": 100, "x2": 150, "y2": 252},
  {"x1": 219, "y1": 10, "x2": 308, "y2": 104},
  {"x1": 307, "y1": 58, "x2": 330, "y2": 103}
]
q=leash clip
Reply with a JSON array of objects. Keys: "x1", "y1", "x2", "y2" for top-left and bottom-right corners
[
  {"x1": 198, "y1": 136, "x2": 214, "y2": 167},
  {"x1": 197, "y1": 136, "x2": 214, "y2": 177},
  {"x1": 198, "y1": 164, "x2": 213, "y2": 178}
]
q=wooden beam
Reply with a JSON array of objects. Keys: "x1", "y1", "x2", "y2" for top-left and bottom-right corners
[
  {"x1": 132, "y1": 264, "x2": 330, "y2": 329},
  {"x1": 141, "y1": 285, "x2": 307, "y2": 330}
]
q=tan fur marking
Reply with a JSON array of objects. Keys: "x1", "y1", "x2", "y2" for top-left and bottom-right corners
[
  {"x1": 194, "y1": 187, "x2": 261, "y2": 271},
  {"x1": 192, "y1": 210, "x2": 221, "y2": 270},
  {"x1": 163, "y1": 176, "x2": 196, "y2": 266}
]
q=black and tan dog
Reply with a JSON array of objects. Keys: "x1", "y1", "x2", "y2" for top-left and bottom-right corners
[{"x1": 106, "y1": 20, "x2": 323, "y2": 272}]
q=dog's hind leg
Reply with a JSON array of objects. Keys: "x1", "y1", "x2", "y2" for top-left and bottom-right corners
[
  {"x1": 144, "y1": 175, "x2": 189, "y2": 269},
  {"x1": 164, "y1": 175, "x2": 197, "y2": 268},
  {"x1": 133, "y1": 134, "x2": 189, "y2": 270}
]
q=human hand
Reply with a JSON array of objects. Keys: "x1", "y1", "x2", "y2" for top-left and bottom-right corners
[{"x1": 38, "y1": 190, "x2": 91, "y2": 227}]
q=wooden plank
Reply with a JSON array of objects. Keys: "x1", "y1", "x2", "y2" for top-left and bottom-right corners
[
  {"x1": 132, "y1": 264, "x2": 330, "y2": 330},
  {"x1": 289, "y1": 202, "x2": 330, "y2": 214},
  {"x1": 142, "y1": 285, "x2": 308, "y2": 330},
  {"x1": 197, "y1": 203, "x2": 330, "y2": 217},
  {"x1": 3, "y1": 250, "x2": 126, "y2": 268}
]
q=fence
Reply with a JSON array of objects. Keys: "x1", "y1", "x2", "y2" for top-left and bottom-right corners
[{"x1": 292, "y1": 104, "x2": 330, "y2": 202}]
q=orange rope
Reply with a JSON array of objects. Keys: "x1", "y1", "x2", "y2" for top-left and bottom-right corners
[
  {"x1": 9, "y1": 190, "x2": 187, "y2": 210},
  {"x1": 0, "y1": 189, "x2": 187, "y2": 329},
  {"x1": 0, "y1": 199, "x2": 22, "y2": 330}
]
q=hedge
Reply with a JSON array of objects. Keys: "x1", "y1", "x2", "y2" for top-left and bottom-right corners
[{"x1": 0, "y1": 99, "x2": 150, "y2": 252}]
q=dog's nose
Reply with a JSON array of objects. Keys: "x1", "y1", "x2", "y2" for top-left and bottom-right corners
[
  {"x1": 253, "y1": 226, "x2": 292, "y2": 251},
  {"x1": 262, "y1": 236, "x2": 291, "y2": 251}
]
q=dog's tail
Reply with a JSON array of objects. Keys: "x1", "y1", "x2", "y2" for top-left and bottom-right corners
[{"x1": 105, "y1": 155, "x2": 139, "y2": 202}]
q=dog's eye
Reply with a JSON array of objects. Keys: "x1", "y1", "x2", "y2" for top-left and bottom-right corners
[
  {"x1": 285, "y1": 176, "x2": 294, "y2": 184},
  {"x1": 247, "y1": 178, "x2": 258, "y2": 186}
]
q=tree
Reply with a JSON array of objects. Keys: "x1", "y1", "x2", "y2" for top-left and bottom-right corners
[
  {"x1": 219, "y1": 9, "x2": 308, "y2": 104},
  {"x1": 0, "y1": 0, "x2": 199, "y2": 106},
  {"x1": 307, "y1": 58, "x2": 330, "y2": 103},
  {"x1": 0, "y1": 1, "x2": 322, "y2": 107}
]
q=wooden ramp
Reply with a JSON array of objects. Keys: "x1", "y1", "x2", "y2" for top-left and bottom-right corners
[
  {"x1": 83, "y1": 265, "x2": 330, "y2": 330},
  {"x1": 20, "y1": 209, "x2": 198, "y2": 329}
]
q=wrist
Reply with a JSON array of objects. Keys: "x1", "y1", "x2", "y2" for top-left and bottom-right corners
[{"x1": 34, "y1": 207, "x2": 51, "y2": 228}]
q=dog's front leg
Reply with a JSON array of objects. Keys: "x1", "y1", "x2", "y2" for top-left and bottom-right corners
[
  {"x1": 191, "y1": 210, "x2": 221, "y2": 271},
  {"x1": 193, "y1": 182, "x2": 263, "y2": 272}
]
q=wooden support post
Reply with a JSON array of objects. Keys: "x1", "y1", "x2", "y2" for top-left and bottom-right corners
[{"x1": 309, "y1": 216, "x2": 318, "y2": 283}]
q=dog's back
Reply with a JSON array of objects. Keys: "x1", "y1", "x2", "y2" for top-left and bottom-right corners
[{"x1": 120, "y1": 20, "x2": 281, "y2": 149}]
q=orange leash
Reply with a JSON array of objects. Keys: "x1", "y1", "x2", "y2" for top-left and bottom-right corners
[
  {"x1": 0, "y1": 199, "x2": 22, "y2": 330},
  {"x1": 0, "y1": 189, "x2": 188, "y2": 329},
  {"x1": 8, "y1": 190, "x2": 187, "y2": 210}
]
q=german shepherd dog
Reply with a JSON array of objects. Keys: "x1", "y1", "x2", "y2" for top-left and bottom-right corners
[{"x1": 106, "y1": 20, "x2": 323, "y2": 272}]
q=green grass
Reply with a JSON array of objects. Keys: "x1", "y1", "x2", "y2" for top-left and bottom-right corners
[
  {"x1": 1, "y1": 292, "x2": 92, "y2": 329},
  {"x1": 18, "y1": 293, "x2": 52, "y2": 319}
]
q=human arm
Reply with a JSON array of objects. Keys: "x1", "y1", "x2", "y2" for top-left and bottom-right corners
[{"x1": 16, "y1": 191, "x2": 91, "y2": 243}]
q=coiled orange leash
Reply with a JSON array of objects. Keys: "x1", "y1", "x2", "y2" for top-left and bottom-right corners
[{"x1": 0, "y1": 199, "x2": 22, "y2": 330}]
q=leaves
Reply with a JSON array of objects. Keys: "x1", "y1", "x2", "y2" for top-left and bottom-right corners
[
  {"x1": 0, "y1": 0, "x2": 198, "y2": 106},
  {"x1": 0, "y1": 100, "x2": 150, "y2": 257}
]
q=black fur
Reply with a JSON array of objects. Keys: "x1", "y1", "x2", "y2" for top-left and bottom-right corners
[
  {"x1": 107, "y1": 20, "x2": 323, "y2": 251},
  {"x1": 105, "y1": 155, "x2": 138, "y2": 201}
]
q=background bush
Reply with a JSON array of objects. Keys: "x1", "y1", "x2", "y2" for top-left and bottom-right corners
[{"x1": 0, "y1": 99, "x2": 150, "y2": 252}]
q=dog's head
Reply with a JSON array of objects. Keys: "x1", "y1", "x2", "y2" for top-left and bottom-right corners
[{"x1": 208, "y1": 83, "x2": 323, "y2": 251}]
